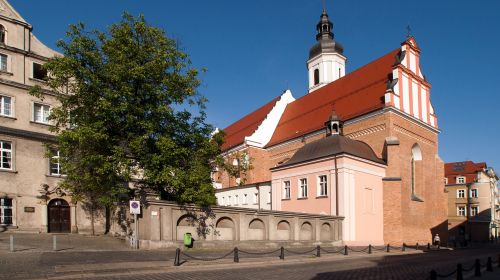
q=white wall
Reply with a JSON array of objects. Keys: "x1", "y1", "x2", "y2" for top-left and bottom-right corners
[{"x1": 215, "y1": 184, "x2": 272, "y2": 210}]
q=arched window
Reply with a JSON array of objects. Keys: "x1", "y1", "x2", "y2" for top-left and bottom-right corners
[
  {"x1": 314, "y1": 69, "x2": 320, "y2": 85},
  {"x1": 411, "y1": 144, "x2": 423, "y2": 201},
  {"x1": 0, "y1": 25, "x2": 5, "y2": 44}
]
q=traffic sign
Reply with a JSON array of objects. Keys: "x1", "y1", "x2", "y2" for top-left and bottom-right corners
[{"x1": 130, "y1": 200, "x2": 141, "y2": 214}]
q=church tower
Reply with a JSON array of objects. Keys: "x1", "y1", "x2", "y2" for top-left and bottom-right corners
[{"x1": 307, "y1": 8, "x2": 346, "y2": 92}]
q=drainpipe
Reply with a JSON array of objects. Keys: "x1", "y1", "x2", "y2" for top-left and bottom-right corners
[{"x1": 334, "y1": 154, "x2": 339, "y2": 216}]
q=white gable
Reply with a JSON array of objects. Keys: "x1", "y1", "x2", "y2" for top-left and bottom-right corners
[{"x1": 245, "y1": 90, "x2": 295, "y2": 148}]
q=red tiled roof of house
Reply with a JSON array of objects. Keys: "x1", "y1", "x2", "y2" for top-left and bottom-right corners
[
  {"x1": 444, "y1": 161, "x2": 487, "y2": 184},
  {"x1": 221, "y1": 96, "x2": 281, "y2": 150},
  {"x1": 266, "y1": 48, "x2": 400, "y2": 147}
]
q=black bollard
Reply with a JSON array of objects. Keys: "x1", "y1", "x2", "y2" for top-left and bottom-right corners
[
  {"x1": 487, "y1": 256, "x2": 493, "y2": 272},
  {"x1": 402, "y1": 243, "x2": 405, "y2": 252},
  {"x1": 474, "y1": 259, "x2": 481, "y2": 277},
  {"x1": 416, "y1": 242, "x2": 419, "y2": 250},
  {"x1": 316, "y1": 245, "x2": 321, "y2": 258},
  {"x1": 430, "y1": 270, "x2": 437, "y2": 280},
  {"x1": 457, "y1": 263, "x2": 463, "y2": 280},
  {"x1": 344, "y1": 245, "x2": 348, "y2": 255},
  {"x1": 174, "y1": 248, "x2": 180, "y2": 266},
  {"x1": 280, "y1": 246, "x2": 284, "y2": 260},
  {"x1": 427, "y1": 242, "x2": 431, "y2": 250},
  {"x1": 234, "y1": 247, "x2": 239, "y2": 263},
  {"x1": 368, "y1": 244, "x2": 372, "y2": 254},
  {"x1": 386, "y1": 244, "x2": 390, "y2": 253}
]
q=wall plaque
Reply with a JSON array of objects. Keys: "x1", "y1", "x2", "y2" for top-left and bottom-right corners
[{"x1": 24, "y1": 207, "x2": 35, "y2": 213}]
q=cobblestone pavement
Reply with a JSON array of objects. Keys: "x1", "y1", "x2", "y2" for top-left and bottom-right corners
[
  {"x1": 0, "y1": 242, "x2": 498, "y2": 280},
  {"x1": 77, "y1": 247, "x2": 500, "y2": 280}
]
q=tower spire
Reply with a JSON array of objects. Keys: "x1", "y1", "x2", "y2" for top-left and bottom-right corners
[{"x1": 307, "y1": 5, "x2": 346, "y2": 93}]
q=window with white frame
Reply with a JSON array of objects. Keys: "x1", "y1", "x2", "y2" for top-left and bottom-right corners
[
  {"x1": 0, "y1": 198, "x2": 12, "y2": 225},
  {"x1": 33, "y1": 103, "x2": 50, "y2": 124},
  {"x1": 457, "y1": 206, "x2": 466, "y2": 216},
  {"x1": 470, "y1": 206, "x2": 479, "y2": 216},
  {"x1": 0, "y1": 54, "x2": 7, "y2": 72},
  {"x1": 457, "y1": 189, "x2": 465, "y2": 198},
  {"x1": 0, "y1": 95, "x2": 11, "y2": 117},
  {"x1": 457, "y1": 176, "x2": 466, "y2": 184},
  {"x1": 444, "y1": 178, "x2": 448, "y2": 185},
  {"x1": 50, "y1": 150, "x2": 63, "y2": 176},
  {"x1": 318, "y1": 175, "x2": 327, "y2": 196},
  {"x1": 299, "y1": 178, "x2": 308, "y2": 198},
  {"x1": 470, "y1": 189, "x2": 478, "y2": 198},
  {"x1": 283, "y1": 181, "x2": 290, "y2": 199},
  {"x1": 0, "y1": 140, "x2": 12, "y2": 170}
]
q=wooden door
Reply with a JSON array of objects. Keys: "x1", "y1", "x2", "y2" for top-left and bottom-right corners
[{"x1": 48, "y1": 199, "x2": 70, "y2": 233}]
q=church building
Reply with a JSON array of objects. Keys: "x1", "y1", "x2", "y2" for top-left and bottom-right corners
[{"x1": 214, "y1": 8, "x2": 448, "y2": 245}]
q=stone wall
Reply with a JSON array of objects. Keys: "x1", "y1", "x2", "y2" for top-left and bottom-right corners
[{"x1": 136, "y1": 200, "x2": 344, "y2": 249}]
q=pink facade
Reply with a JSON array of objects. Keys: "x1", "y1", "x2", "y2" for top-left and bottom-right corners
[{"x1": 272, "y1": 155, "x2": 386, "y2": 245}]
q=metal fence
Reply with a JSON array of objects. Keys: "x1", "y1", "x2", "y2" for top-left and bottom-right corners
[
  {"x1": 173, "y1": 243, "x2": 428, "y2": 266},
  {"x1": 430, "y1": 255, "x2": 500, "y2": 280}
]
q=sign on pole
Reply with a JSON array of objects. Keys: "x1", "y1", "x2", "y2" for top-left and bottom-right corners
[{"x1": 130, "y1": 200, "x2": 141, "y2": 215}]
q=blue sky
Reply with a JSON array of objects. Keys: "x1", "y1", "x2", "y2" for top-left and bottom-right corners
[{"x1": 10, "y1": 0, "x2": 500, "y2": 171}]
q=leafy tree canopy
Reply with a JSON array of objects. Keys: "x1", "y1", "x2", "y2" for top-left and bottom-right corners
[{"x1": 33, "y1": 13, "x2": 223, "y2": 212}]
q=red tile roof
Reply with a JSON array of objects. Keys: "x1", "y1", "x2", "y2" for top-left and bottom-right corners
[
  {"x1": 445, "y1": 161, "x2": 487, "y2": 184},
  {"x1": 221, "y1": 96, "x2": 281, "y2": 150},
  {"x1": 266, "y1": 48, "x2": 400, "y2": 147}
]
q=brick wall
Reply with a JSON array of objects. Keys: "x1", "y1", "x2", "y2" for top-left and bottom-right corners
[{"x1": 219, "y1": 109, "x2": 448, "y2": 244}]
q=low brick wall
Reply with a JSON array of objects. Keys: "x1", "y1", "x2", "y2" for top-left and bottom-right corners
[{"x1": 137, "y1": 200, "x2": 344, "y2": 249}]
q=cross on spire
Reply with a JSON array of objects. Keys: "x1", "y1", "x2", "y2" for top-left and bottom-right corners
[{"x1": 406, "y1": 24, "x2": 412, "y2": 38}]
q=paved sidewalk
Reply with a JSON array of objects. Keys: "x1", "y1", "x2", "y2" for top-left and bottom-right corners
[
  {"x1": 0, "y1": 232, "x2": 130, "y2": 252},
  {"x1": 1, "y1": 233, "x2": 499, "y2": 279}
]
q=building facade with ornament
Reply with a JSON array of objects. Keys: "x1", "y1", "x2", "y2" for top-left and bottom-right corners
[
  {"x1": 0, "y1": 0, "x2": 106, "y2": 234},
  {"x1": 214, "y1": 8, "x2": 448, "y2": 245}
]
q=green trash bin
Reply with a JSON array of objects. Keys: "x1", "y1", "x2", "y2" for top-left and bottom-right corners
[{"x1": 183, "y1": 233, "x2": 192, "y2": 247}]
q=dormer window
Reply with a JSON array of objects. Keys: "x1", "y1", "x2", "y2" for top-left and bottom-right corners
[
  {"x1": 314, "y1": 69, "x2": 320, "y2": 85},
  {"x1": 457, "y1": 176, "x2": 466, "y2": 184},
  {"x1": 325, "y1": 111, "x2": 342, "y2": 136}
]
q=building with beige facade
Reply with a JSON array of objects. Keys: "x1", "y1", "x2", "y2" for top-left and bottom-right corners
[
  {"x1": 0, "y1": 0, "x2": 104, "y2": 234},
  {"x1": 445, "y1": 161, "x2": 499, "y2": 243}
]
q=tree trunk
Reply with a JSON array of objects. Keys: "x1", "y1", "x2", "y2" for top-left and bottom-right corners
[{"x1": 90, "y1": 204, "x2": 95, "y2": 236}]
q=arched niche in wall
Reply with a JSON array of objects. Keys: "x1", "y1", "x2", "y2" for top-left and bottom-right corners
[
  {"x1": 215, "y1": 217, "x2": 235, "y2": 241},
  {"x1": 299, "y1": 221, "x2": 313, "y2": 241},
  {"x1": 248, "y1": 218, "x2": 265, "y2": 240},
  {"x1": 176, "y1": 214, "x2": 198, "y2": 241},
  {"x1": 320, "y1": 222, "x2": 332, "y2": 241},
  {"x1": 276, "y1": 220, "x2": 291, "y2": 240}
]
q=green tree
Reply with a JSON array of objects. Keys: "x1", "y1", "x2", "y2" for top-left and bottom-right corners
[{"x1": 32, "y1": 13, "x2": 223, "y2": 235}]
